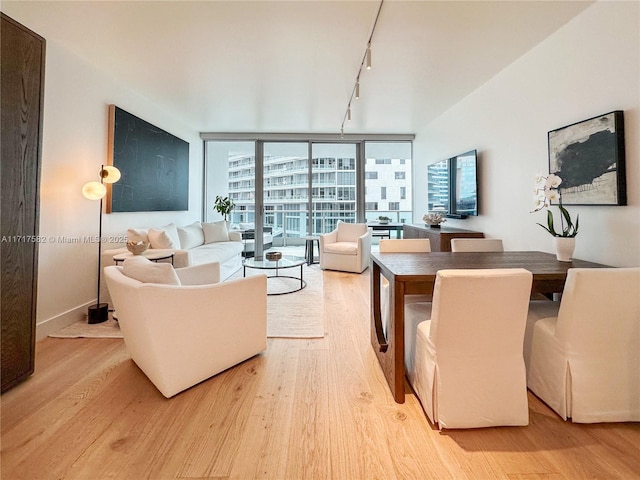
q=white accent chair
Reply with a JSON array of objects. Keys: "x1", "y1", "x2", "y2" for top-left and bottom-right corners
[
  {"x1": 525, "y1": 268, "x2": 640, "y2": 423},
  {"x1": 319, "y1": 221, "x2": 372, "y2": 273},
  {"x1": 379, "y1": 239, "x2": 432, "y2": 339},
  {"x1": 450, "y1": 238, "x2": 504, "y2": 252},
  {"x1": 104, "y1": 258, "x2": 267, "y2": 398},
  {"x1": 406, "y1": 268, "x2": 533, "y2": 429}
]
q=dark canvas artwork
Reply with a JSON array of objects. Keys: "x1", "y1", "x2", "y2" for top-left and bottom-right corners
[
  {"x1": 108, "y1": 105, "x2": 189, "y2": 213},
  {"x1": 548, "y1": 111, "x2": 626, "y2": 206}
]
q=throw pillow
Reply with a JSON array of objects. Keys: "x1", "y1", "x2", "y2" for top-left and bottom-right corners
[
  {"x1": 202, "y1": 221, "x2": 230, "y2": 243},
  {"x1": 148, "y1": 223, "x2": 180, "y2": 249},
  {"x1": 127, "y1": 228, "x2": 149, "y2": 244},
  {"x1": 337, "y1": 222, "x2": 367, "y2": 242},
  {"x1": 177, "y1": 222, "x2": 205, "y2": 250},
  {"x1": 121, "y1": 256, "x2": 180, "y2": 285}
]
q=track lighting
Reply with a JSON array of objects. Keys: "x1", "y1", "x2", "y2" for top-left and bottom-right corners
[{"x1": 340, "y1": 0, "x2": 383, "y2": 133}]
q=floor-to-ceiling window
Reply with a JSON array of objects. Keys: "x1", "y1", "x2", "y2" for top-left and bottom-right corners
[
  {"x1": 311, "y1": 143, "x2": 357, "y2": 235},
  {"x1": 204, "y1": 141, "x2": 255, "y2": 224},
  {"x1": 364, "y1": 141, "x2": 413, "y2": 223},
  {"x1": 202, "y1": 134, "x2": 413, "y2": 252},
  {"x1": 263, "y1": 142, "x2": 308, "y2": 244}
]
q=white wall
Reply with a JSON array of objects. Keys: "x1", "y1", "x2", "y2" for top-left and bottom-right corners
[
  {"x1": 35, "y1": 41, "x2": 203, "y2": 337},
  {"x1": 414, "y1": 1, "x2": 639, "y2": 268}
]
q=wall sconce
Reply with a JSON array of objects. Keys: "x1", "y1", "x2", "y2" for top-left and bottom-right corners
[{"x1": 82, "y1": 165, "x2": 120, "y2": 324}]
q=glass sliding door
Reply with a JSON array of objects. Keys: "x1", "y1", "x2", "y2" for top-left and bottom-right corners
[
  {"x1": 364, "y1": 142, "x2": 412, "y2": 223},
  {"x1": 204, "y1": 141, "x2": 255, "y2": 225},
  {"x1": 311, "y1": 143, "x2": 358, "y2": 235},
  {"x1": 263, "y1": 142, "x2": 309, "y2": 246}
]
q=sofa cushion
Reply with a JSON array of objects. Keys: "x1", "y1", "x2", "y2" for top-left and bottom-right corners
[
  {"x1": 122, "y1": 256, "x2": 180, "y2": 285},
  {"x1": 202, "y1": 221, "x2": 229, "y2": 243},
  {"x1": 177, "y1": 222, "x2": 205, "y2": 250},
  {"x1": 148, "y1": 223, "x2": 181, "y2": 249},
  {"x1": 127, "y1": 227, "x2": 149, "y2": 244},
  {"x1": 189, "y1": 240, "x2": 244, "y2": 265},
  {"x1": 337, "y1": 222, "x2": 367, "y2": 242}
]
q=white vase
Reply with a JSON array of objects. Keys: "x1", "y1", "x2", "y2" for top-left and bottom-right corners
[{"x1": 554, "y1": 236, "x2": 576, "y2": 262}]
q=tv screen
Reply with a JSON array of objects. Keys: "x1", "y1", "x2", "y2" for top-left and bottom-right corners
[
  {"x1": 453, "y1": 150, "x2": 478, "y2": 216},
  {"x1": 427, "y1": 150, "x2": 478, "y2": 218}
]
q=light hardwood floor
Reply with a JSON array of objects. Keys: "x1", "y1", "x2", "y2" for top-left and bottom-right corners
[{"x1": 2, "y1": 268, "x2": 639, "y2": 479}]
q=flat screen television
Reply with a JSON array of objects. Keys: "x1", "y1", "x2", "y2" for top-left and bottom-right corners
[{"x1": 427, "y1": 149, "x2": 478, "y2": 218}]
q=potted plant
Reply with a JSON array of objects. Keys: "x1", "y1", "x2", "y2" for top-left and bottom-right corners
[
  {"x1": 377, "y1": 215, "x2": 392, "y2": 224},
  {"x1": 213, "y1": 195, "x2": 235, "y2": 221},
  {"x1": 531, "y1": 173, "x2": 579, "y2": 261}
]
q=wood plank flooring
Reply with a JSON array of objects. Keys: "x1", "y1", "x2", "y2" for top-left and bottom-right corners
[{"x1": 2, "y1": 268, "x2": 639, "y2": 479}]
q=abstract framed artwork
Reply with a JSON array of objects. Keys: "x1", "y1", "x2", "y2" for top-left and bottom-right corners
[
  {"x1": 548, "y1": 110, "x2": 626, "y2": 206},
  {"x1": 107, "y1": 105, "x2": 189, "y2": 213}
]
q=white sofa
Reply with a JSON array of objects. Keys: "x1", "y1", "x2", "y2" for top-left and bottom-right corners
[
  {"x1": 102, "y1": 221, "x2": 243, "y2": 292},
  {"x1": 104, "y1": 257, "x2": 267, "y2": 398}
]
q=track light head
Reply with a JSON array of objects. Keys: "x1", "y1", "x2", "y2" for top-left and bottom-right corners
[
  {"x1": 366, "y1": 44, "x2": 372, "y2": 70},
  {"x1": 355, "y1": 81, "x2": 360, "y2": 100}
]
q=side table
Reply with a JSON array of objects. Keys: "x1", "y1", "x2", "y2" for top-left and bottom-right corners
[
  {"x1": 113, "y1": 250, "x2": 175, "y2": 265},
  {"x1": 302, "y1": 236, "x2": 320, "y2": 266}
]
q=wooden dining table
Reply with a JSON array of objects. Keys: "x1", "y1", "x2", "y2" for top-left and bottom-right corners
[{"x1": 369, "y1": 250, "x2": 610, "y2": 403}]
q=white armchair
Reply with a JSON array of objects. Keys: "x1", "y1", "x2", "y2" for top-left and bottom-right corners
[
  {"x1": 104, "y1": 257, "x2": 267, "y2": 398},
  {"x1": 319, "y1": 221, "x2": 372, "y2": 273},
  {"x1": 406, "y1": 268, "x2": 533, "y2": 429},
  {"x1": 525, "y1": 268, "x2": 640, "y2": 423}
]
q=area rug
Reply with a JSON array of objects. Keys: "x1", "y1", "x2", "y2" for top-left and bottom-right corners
[
  {"x1": 231, "y1": 263, "x2": 325, "y2": 338},
  {"x1": 49, "y1": 264, "x2": 324, "y2": 339},
  {"x1": 49, "y1": 318, "x2": 123, "y2": 339}
]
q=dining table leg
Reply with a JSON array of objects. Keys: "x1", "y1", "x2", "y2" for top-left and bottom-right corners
[{"x1": 370, "y1": 259, "x2": 406, "y2": 403}]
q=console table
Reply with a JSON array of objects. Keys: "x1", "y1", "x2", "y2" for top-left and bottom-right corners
[{"x1": 402, "y1": 224, "x2": 483, "y2": 252}]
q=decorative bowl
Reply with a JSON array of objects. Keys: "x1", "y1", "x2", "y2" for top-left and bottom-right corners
[
  {"x1": 265, "y1": 251, "x2": 282, "y2": 261},
  {"x1": 126, "y1": 241, "x2": 150, "y2": 255}
]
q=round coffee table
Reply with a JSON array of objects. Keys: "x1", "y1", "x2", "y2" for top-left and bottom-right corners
[{"x1": 243, "y1": 255, "x2": 306, "y2": 295}]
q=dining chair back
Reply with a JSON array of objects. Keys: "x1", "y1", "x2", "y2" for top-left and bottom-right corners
[
  {"x1": 526, "y1": 267, "x2": 640, "y2": 422},
  {"x1": 450, "y1": 238, "x2": 504, "y2": 252},
  {"x1": 406, "y1": 268, "x2": 533, "y2": 429},
  {"x1": 379, "y1": 238, "x2": 431, "y2": 253},
  {"x1": 379, "y1": 239, "x2": 432, "y2": 340}
]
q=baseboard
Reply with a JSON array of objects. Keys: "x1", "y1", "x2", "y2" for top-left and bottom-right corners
[{"x1": 36, "y1": 302, "x2": 92, "y2": 341}]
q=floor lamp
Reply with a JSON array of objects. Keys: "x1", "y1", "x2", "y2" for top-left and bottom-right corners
[{"x1": 82, "y1": 165, "x2": 120, "y2": 324}]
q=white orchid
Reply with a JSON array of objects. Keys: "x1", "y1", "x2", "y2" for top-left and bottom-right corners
[
  {"x1": 530, "y1": 173, "x2": 579, "y2": 238},
  {"x1": 545, "y1": 173, "x2": 563, "y2": 189}
]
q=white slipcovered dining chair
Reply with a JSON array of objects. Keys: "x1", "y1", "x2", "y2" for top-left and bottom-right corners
[
  {"x1": 319, "y1": 221, "x2": 372, "y2": 273},
  {"x1": 406, "y1": 268, "x2": 533, "y2": 429},
  {"x1": 525, "y1": 268, "x2": 640, "y2": 423},
  {"x1": 104, "y1": 257, "x2": 267, "y2": 398},
  {"x1": 379, "y1": 239, "x2": 432, "y2": 339},
  {"x1": 450, "y1": 238, "x2": 504, "y2": 252}
]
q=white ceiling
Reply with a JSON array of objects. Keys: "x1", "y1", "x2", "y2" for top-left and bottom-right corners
[{"x1": 3, "y1": 0, "x2": 593, "y2": 134}]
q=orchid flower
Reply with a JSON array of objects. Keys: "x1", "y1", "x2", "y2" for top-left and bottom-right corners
[{"x1": 530, "y1": 173, "x2": 579, "y2": 238}]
